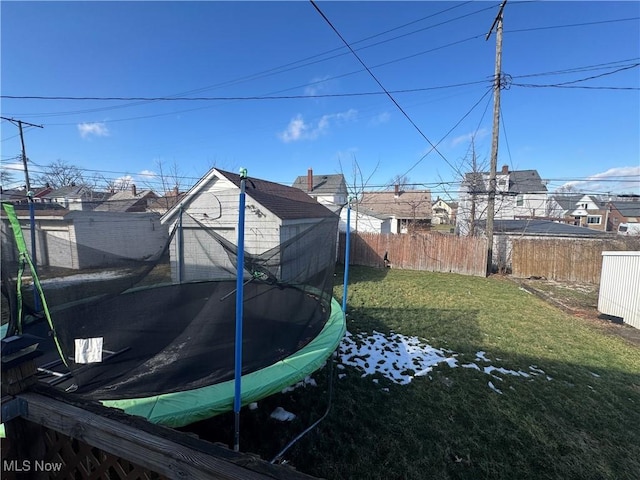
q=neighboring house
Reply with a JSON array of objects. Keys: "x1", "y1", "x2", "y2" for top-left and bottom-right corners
[
  {"x1": 41, "y1": 185, "x2": 110, "y2": 211},
  {"x1": 568, "y1": 194, "x2": 608, "y2": 231},
  {"x1": 457, "y1": 165, "x2": 548, "y2": 236},
  {"x1": 93, "y1": 185, "x2": 157, "y2": 213},
  {"x1": 431, "y1": 198, "x2": 458, "y2": 225},
  {"x1": 358, "y1": 186, "x2": 432, "y2": 234},
  {"x1": 608, "y1": 200, "x2": 640, "y2": 233},
  {"x1": 291, "y1": 168, "x2": 348, "y2": 212},
  {"x1": 546, "y1": 194, "x2": 584, "y2": 220},
  {"x1": 340, "y1": 204, "x2": 391, "y2": 233},
  {"x1": 147, "y1": 187, "x2": 187, "y2": 215},
  {"x1": 0, "y1": 188, "x2": 27, "y2": 204},
  {"x1": 0, "y1": 185, "x2": 53, "y2": 204},
  {"x1": 161, "y1": 168, "x2": 338, "y2": 283},
  {"x1": 1, "y1": 204, "x2": 167, "y2": 270}
]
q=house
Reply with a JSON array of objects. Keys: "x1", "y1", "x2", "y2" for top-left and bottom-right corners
[
  {"x1": 41, "y1": 185, "x2": 110, "y2": 211},
  {"x1": 546, "y1": 193, "x2": 584, "y2": 221},
  {"x1": 457, "y1": 165, "x2": 548, "y2": 236},
  {"x1": 340, "y1": 205, "x2": 391, "y2": 233},
  {"x1": 0, "y1": 185, "x2": 53, "y2": 205},
  {"x1": 357, "y1": 186, "x2": 432, "y2": 234},
  {"x1": 147, "y1": 187, "x2": 187, "y2": 215},
  {"x1": 160, "y1": 168, "x2": 339, "y2": 283},
  {"x1": 291, "y1": 168, "x2": 348, "y2": 212},
  {"x1": 1, "y1": 204, "x2": 167, "y2": 270},
  {"x1": 431, "y1": 198, "x2": 458, "y2": 225},
  {"x1": 567, "y1": 194, "x2": 609, "y2": 231},
  {"x1": 607, "y1": 199, "x2": 640, "y2": 233},
  {"x1": 93, "y1": 184, "x2": 157, "y2": 212}
]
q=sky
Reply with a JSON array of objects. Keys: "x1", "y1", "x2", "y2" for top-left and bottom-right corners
[{"x1": 1, "y1": 0, "x2": 639, "y2": 200}]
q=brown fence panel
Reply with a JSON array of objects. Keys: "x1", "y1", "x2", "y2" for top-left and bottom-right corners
[
  {"x1": 511, "y1": 237, "x2": 640, "y2": 284},
  {"x1": 338, "y1": 232, "x2": 487, "y2": 277}
]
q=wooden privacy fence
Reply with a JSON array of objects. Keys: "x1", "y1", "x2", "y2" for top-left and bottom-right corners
[
  {"x1": 511, "y1": 237, "x2": 640, "y2": 284},
  {"x1": 338, "y1": 232, "x2": 488, "y2": 277}
]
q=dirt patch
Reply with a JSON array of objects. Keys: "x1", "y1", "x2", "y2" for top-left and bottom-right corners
[{"x1": 516, "y1": 277, "x2": 640, "y2": 347}]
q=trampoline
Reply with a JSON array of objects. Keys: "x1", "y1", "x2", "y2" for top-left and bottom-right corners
[{"x1": 1, "y1": 173, "x2": 346, "y2": 429}]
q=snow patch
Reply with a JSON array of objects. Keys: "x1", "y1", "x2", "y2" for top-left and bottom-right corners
[
  {"x1": 338, "y1": 330, "x2": 554, "y2": 394},
  {"x1": 270, "y1": 407, "x2": 296, "y2": 422}
]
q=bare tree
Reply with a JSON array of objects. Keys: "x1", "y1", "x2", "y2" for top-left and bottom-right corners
[
  {"x1": 338, "y1": 153, "x2": 379, "y2": 232},
  {"x1": 102, "y1": 175, "x2": 132, "y2": 193},
  {"x1": 387, "y1": 174, "x2": 415, "y2": 191},
  {"x1": 34, "y1": 159, "x2": 87, "y2": 189},
  {"x1": 452, "y1": 139, "x2": 490, "y2": 237},
  {"x1": 0, "y1": 168, "x2": 15, "y2": 188}
]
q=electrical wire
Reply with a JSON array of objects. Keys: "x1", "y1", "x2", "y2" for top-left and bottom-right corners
[
  {"x1": 270, "y1": 356, "x2": 335, "y2": 465},
  {"x1": 310, "y1": 0, "x2": 458, "y2": 174}
]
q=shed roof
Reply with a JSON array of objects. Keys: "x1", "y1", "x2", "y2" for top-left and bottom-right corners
[
  {"x1": 491, "y1": 219, "x2": 609, "y2": 237},
  {"x1": 222, "y1": 170, "x2": 336, "y2": 219},
  {"x1": 162, "y1": 168, "x2": 337, "y2": 223}
]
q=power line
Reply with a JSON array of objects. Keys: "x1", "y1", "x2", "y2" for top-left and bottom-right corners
[
  {"x1": 511, "y1": 63, "x2": 640, "y2": 89},
  {"x1": 0, "y1": 82, "x2": 491, "y2": 103},
  {"x1": 310, "y1": 0, "x2": 457, "y2": 174}
]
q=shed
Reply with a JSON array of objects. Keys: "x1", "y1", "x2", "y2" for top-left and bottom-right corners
[
  {"x1": 598, "y1": 251, "x2": 640, "y2": 329},
  {"x1": 480, "y1": 219, "x2": 610, "y2": 272},
  {"x1": 160, "y1": 168, "x2": 338, "y2": 283},
  {"x1": 1, "y1": 206, "x2": 167, "y2": 270}
]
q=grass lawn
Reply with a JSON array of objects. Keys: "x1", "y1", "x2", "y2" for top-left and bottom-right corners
[{"x1": 184, "y1": 266, "x2": 640, "y2": 480}]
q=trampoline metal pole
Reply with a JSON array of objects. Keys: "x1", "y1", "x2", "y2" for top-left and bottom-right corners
[
  {"x1": 342, "y1": 199, "x2": 351, "y2": 314},
  {"x1": 233, "y1": 168, "x2": 248, "y2": 452}
]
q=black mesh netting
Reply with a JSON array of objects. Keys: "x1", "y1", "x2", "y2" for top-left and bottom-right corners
[{"x1": 1, "y1": 190, "x2": 340, "y2": 400}]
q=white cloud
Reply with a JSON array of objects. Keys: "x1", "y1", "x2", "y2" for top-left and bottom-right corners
[
  {"x1": 304, "y1": 76, "x2": 331, "y2": 97},
  {"x1": 278, "y1": 109, "x2": 357, "y2": 143},
  {"x1": 138, "y1": 170, "x2": 158, "y2": 180},
  {"x1": 369, "y1": 112, "x2": 390, "y2": 126},
  {"x1": 558, "y1": 166, "x2": 640, "y2": 194},
  {"x1": 78, "y1": 122, "x2": 109, "y2": 139},
  {"x1": 451, "y1": 128, "x2": 489, "y2": 147}
]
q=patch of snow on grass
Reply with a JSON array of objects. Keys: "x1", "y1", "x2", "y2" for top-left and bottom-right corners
[
  {"x1": 270, "y1": 407, "x2": 296, "y2": 422},
  {"x1": 281, "y1": 375, "x2": 317, "y2": 394},
  {"x1": 475, "y1": 351, "x2": 490, "y2": 362},
  {"x1": 488, "y1": 381, "x2": 503, "y2": 394},
  {"x1": 339, "y1": 330, "x2": 457, "y2": 385},
  {"x1": 339, "y1": 331, "x2": 553, "y2": 393}
]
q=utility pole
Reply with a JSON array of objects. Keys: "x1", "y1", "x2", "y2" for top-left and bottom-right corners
[
  {"x1": 1, "y1": 116, "x2": 44, "y2": 310},
  {"x1": 484, "y1": 0, "x2": 507, "y2": 277}
]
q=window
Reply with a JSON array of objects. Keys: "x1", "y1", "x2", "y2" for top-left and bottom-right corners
[
  {"x1": 516, "y1": 195, "x2": 524, "y2": 207},
  {"x1": 587, "y1": 216, "x2": 601, "y2": 225}
]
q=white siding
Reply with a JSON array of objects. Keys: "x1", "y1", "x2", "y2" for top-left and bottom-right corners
[
  {"x1": 11, "y1": 213, "x2": 166, "y2": 270},
  {"x1": 598, "y1": 251, "x2": 640, "y2": 329}
]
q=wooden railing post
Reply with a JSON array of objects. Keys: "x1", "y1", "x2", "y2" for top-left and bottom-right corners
[{"x1": 1, "y1": 334, "x2": 48, "y2": 479}]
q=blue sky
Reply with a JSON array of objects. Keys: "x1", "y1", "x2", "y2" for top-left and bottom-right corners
[{"x1": 1, "y1": 1, "x2": 639, "y2": 199}]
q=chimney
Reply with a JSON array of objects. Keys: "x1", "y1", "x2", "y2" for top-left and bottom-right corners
[
  {"x1": 501, "y1": 165, "x2": 509, "y2": 174},
  {"x1": 307, "y1": 168, "x2": 313, "y2": 192},
  {"x1": 131, "y1": 184, "x2": 137, "y2": 196},
  {"x1": 394, "y1": 184, "x2": 399, "y2": 197}
]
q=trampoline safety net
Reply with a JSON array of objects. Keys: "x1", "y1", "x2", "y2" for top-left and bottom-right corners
[{"x1": 1, "y1": 186, "x2": 342, "y2": 405}]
